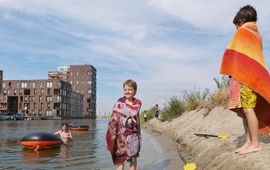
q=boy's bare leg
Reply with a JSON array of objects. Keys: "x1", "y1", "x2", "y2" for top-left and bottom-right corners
[
  {"x1": 234, "y1": 117, "x2": 251, "y2": 153},
  {"x1": 130, "y1": 162, "x2": 137, "y2": 170},
  {"x1": 116, "y1": 163, "x2": 124, "y2": 170},
  {"x1": 237, "y1": 108, "x2": 261, "y2": 155}
]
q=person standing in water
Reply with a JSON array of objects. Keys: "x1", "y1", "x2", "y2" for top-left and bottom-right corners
[
  {"x1": 106, "y1": 79, "x2": 142, "y2": 170},
  {"x1": 55, "y1": 123, "x2": 73, "y2": 145}
]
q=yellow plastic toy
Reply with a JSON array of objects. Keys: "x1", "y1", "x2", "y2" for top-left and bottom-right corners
[{"x1": 183, "y1": 163, "x2": 196, "y2": 170}]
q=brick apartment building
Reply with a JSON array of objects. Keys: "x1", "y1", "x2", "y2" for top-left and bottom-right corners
[
  {"x1": 0, "y1": 70, "x2": 2, "y2": 94},
  {"x1": 0, "y1": 79, "x2": 83, "y2": 119},
  {"x1": 48, "y1": 64, "x2": 97, "y2": 118}
]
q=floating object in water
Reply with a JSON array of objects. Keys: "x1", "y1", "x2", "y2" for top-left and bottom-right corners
[
  {"x1": 21, "y1": 132, "x2": 61, "y2": 150},
  {"x1": 194, "y1": 133, "x2": 229, "y2": 139},
  {"x1": 70, "y1": 125, "x2": 89, "y2": 131},
  {"x1": 184, "y1": 163, "x2": 197, "y2": 170}
]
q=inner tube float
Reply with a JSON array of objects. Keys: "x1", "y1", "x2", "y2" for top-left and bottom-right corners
[
  {"x1": 21, "y1": 132, "x2": 61, "y2": 150},
  {"x1": 70, "y1": 125, "x2": 89, "y2": 131}
]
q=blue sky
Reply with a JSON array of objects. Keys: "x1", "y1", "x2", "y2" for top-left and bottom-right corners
[{"x1": 0, "y1": 0, "x2": 270, "y2": 114}]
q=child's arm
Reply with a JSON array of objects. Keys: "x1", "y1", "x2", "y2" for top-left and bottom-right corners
[
  {"x1": 68, "y1": 132, "x2": 73, "y2": 141},
  {"x1": 54, "y1": 130, "x2": 60, "y2": 135}
]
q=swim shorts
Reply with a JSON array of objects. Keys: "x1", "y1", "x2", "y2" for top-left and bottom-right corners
[
  {"x1": 240, "y1": 84, "x2": 257, "y2": 108},
  {"x1": 127, "y1": 156, "x2": 137, "y2": 164}
]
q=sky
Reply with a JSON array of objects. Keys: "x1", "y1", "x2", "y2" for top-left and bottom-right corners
[{"x1": 0, "y1": 0, "x2": 270, "y2": 114}]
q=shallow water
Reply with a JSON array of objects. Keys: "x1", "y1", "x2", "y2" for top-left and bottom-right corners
[{"x1": 0, "y1": 119, "x2": 181, "y2": 170}]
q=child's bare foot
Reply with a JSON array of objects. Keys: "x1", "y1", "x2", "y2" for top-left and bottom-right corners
[
  {"x1": 237, "y1": 144, "x2": 261, "y2": 155},
  {"x1": 234, "y1": 142, "x2": 249, "y2": 153}
]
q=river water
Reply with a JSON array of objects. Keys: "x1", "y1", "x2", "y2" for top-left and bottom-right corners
[{"x1": 0, "y1": 119, "x2": 182, "y2": 170}]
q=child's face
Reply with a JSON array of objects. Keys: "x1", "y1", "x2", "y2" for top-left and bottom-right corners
[
  {"x1": 62, "y1": 124, "x2": 68, "y2": 131},
  {"x1": 123, "y1": 85, "x2": 136, "y2": 100}
]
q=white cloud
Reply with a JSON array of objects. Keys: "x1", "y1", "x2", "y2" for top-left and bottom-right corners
[{"x1": 0, "y1": 0, "x2": 269, "y2": 114}]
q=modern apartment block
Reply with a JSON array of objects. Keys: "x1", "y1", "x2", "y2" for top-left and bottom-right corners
[
  {"x1": 48, "y1": 64, "x2": 97, "y2": 118},
  {"x1": 0, "y1": 70, "x2": 3, "y2": 94},
  {"x1": 0, "y1": 79, "x2": 83, "y2": 119}
]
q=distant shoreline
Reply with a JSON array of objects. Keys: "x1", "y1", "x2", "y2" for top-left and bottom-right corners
[{"x1": 96, "y1": 115, "x2": 110, "y2": 118}]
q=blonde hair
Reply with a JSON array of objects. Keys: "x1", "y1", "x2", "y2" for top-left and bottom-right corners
[{"x1": 123, "y1": 79, "x2": 137, "y2": 92}]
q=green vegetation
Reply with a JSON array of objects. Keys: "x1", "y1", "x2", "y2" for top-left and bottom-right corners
[
  {"x1": 143, "y1": 75, "x2": 230, "y2": 122},
  {"x1": 161, "y1": 96, "x2": 185, "y2": 121},
  {"x1": 140, "y1": 107, "x2": 155, "y2": 126}
]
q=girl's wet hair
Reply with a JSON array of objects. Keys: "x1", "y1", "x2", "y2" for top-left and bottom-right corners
[
  {"x1": 62, "y1": 123, "x2": 69, "y2": 127},
  {"x1": 233, "y1": 5, "x2": 257, "y2": 26}
]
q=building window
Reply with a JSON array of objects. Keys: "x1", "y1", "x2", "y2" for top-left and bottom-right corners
[
  {"x1": 14, "y1": 89, "x2": 17, "y2": 95},
  {"x1": 46, "y1": 110, "x2": 52, "y2": 116},
  {"x1": 24, "y1": 96, "x2": 29, "y2": 102},
  {"x1": 34, "y1": 89, "x2": 37, "y2": 95},
  {"x1": 76, "y1": 81, "x2": 79, "y2": 85},
  {"x1": 47, "y1": 82, "x2": 53, "y2": 88},
  {"x1": 47, "y1": 103, "x2": 51, "y2": 109},
  {"x1": 46, "y1": 96, "x2": 52, "y2": 102},
  {"x1": 21, "y1": 82, "x2": 27, "y2": 88},
  {"x1": 57, "y1": 82, "x2": 61, "y2": 88},
  {"x1": 88, "y1": 81, "x2": 92, "y2": 85},
  {"x1": 41, "y1": 89, "x2": 44, "y2": 95},
  {"x1": 3, "y1": 83, "x2": 5, "y2": 88},
  {"x1": 16, "y1": 82, "x2": 19, "y2": 88},
  {"x1": 32, "y1": 82, "x2": 36, "y2": 88},
  {"x1": 88, "y1": 90, "x2": 92, "y2": 94},
  {"x1": 57, "y1": 96, "x2": 61, "y2": 102},
  {"x1": 8, "y1": 82, "x2": 11, "y2": 86},
  {"x1": 24, "y1": 89, "x2": 30, "y2": 95}
]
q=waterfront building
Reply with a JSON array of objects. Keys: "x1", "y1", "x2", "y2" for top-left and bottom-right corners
[
  {"x1": 0, "y1": 79, "x2": 83, "y2": 119},
  {"x1": 48, "y1": 64, "x2": 96, "y2": 118},
  {"x1": 0, "y1": 70, "x2": 2, "y2": 94}
]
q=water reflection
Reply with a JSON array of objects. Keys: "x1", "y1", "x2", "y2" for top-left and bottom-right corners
[{"x1": 21, "y1": 147, "x2": 59, "y2": 164}]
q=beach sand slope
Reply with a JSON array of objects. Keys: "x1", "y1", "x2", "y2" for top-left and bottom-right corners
[{"x1": 148, "y1": 107, "x2": 270, "y2": 170}]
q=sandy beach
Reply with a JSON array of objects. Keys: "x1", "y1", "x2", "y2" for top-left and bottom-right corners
[{"x1": 147, "y1": 107, "x2": 270, "y2": 170}]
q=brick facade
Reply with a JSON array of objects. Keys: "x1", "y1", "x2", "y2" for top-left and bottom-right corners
[
  {"x1": 0, "y1": 79, "x2": 83, "y2": 119},
  {"x1": 48, "y1": 64, "x2": 96, "y2": 118}
]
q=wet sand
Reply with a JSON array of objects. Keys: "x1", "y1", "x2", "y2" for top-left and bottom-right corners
[
  {"x1": 147, "y1": 107, "x2": 270, "y2": 170},
  {"x1": 139, "y1": 127, "x2": 184, "y2": 170}
]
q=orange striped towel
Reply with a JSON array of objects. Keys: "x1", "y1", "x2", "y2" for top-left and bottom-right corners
[{"x1": 220, "y1": 22, "x2": 270, "y2": 136}]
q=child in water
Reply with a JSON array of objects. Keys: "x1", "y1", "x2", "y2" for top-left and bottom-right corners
[
  {"x1": 55, "y1": 123, "x2": 73, "y2": 144},
  {"x1": 106, "y1": 79, "x2": 142, "y2": 170}
]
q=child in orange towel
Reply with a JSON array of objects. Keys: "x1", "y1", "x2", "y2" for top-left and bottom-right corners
[
  {"x1": 220, "y1": 5, "x2": 270, "y2": 155},
  {"x1": 106, "y1": 79, "x2": 142, "y2": 170}
]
